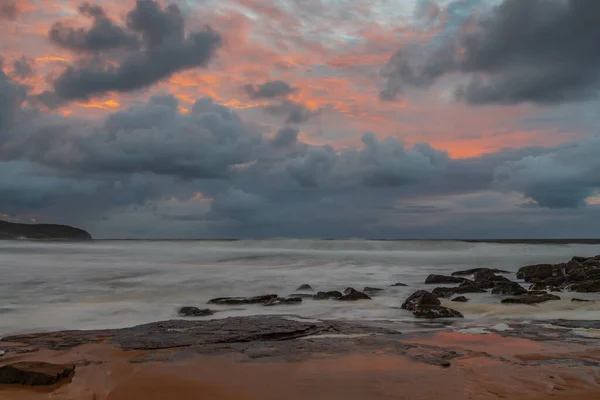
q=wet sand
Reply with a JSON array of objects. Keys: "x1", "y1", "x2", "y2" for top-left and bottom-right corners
[{"x1": 2, "y1": 330, "x2": 600, "y2": 400}]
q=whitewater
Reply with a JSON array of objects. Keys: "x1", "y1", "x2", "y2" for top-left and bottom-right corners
[{"x1": 2, "y1": 239, "x2": 600, "y2": 336}]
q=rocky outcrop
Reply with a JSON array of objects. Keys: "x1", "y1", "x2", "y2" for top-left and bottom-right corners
[
  {"x1": 338, "y1": 291, "x2": 371, "y2": 301},
  {"x1": 570, "y1": 280, "x2": 600, "y2": 293},
  {"x1": 401, "y1": 290, "x2": 441, "y2": 311},
  {"x1": 0, "y1": 220, "x2": 91, "y2": 241},
  {"x1": 264, "y1": 297, "x2": 302, "y2": 306},
  {"x1": 501, "y1": 294, "x2": 560, "y2": 305},
  {"x1": 432, "y1": 284, "x2": 486, "y2": 298},
  {"x1": 178, "y1": 307, "x2": 214, "y2": 317},
  {"x1": 451, "y1": 296, "x2": 468, "y2": 302},
  {"x1": 412, "y1": 306, "x2": 464, "y2": 319},
  {"x1": 313, "y1": 291, "x2": 343, "y2": 300},
  {"x1": 491, "y1": 281, "x2": 528, "y2": 296},
  {"x1": 451, "y1": 268, "x2": 510, "y2": 277},
  {"x1": 0, "y1": 362, "x2": 75, "y2": 386},
  {"x1": 208, "y1": 295, "x2": 278, "y2": 305},
  {"x1": 516, "y1": 264, "x2": 565, "y2": 283},
  {"x1": 425, "y1": 275, "x2": 469, "y2": 284}
]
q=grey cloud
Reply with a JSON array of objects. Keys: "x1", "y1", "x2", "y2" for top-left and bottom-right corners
[
  {"x1": 415, "y1": 0, "x2": 441, "y2": 23},
  {"x1": 271, "y1": 127, "x2": 299, "y2": 147},
  {"x1": 12, "y1": 56, "x2": 35, "y2": 79},
  {"x1": 382, "y1": 0, "x2": 600, "y2": 105},
  {"x1": 0, "y1": 1, "x2": 17, "y2": 20},
  {"x1": 244, "y1": 80, "x2": 297, "y2": 99},
  {"x1": 49, "y1": 3, "x2": 140, "y2": 53},
  {"x1": 494, "y1": 136, "x2": 600, "y2": 208},
  {"x1": 0, "y1": 60, "x2": 27, "y2": 136},
  {"x1": 41, "y1": 0, "x2": 221, "y2": 104},
  {"x1": 265, "y1": 100, "x2": 321, "y2": 124}
]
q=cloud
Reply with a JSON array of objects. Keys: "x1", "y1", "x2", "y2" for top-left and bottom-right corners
[
  {"x1": 381, "y1": 0, "x2": 600, "y2": 105},
  {"x1": 494, "y1": 136, "x2": 600, "y2": 208},
  {"x1": 271, "y1": 126, "x2": 299, "y2": 147},
  {"x1": 265, "y1": 100, "x2": 321, "y2": 124},
  {"x1": 40, "y1": 0, "x2": 221, "y2": 105},
  {"x1": 12, "y1": 56, "x2": 35, "y2": 79},
  {"x1": 244, "y1": 80, "x2": 297, "y2": 99},
  {"x1": 49, "y1": 3, "x2": 140, "y2": 53},
  {"x1": 0, "y1": 59, "x2": 27, "y2": 136},
  {"x1": 0, "y1": 0, "x2": 17, "y2": 20}
]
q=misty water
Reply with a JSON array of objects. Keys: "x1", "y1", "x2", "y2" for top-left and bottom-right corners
[{"x1": 2, "y1": 239, "x2": 600, "y2": 336}]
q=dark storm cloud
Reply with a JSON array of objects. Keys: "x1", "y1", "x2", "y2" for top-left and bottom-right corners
[
  {"x1": 265, "y1": 100, "x2": 321, "y2": 124},
  {"x1": 12, "y1": 56, "x2": 35, "y2": 79},
  {"x1": 0, "y1": 58, "x2": 27, "y2": 136},
  {"x1": 49, "y1": 3, "x2": 140, "y2": 53},
  {"x1": 0, "y1": 0, "x2": 17, "y2": 20},
  {"x1": 271, "y1": 127, "x2": 299, "y2": 147},
  {"x1": 382, "y1": 0, "x2": 600, "y2": 105},
  {"x1": 41, "y1": 0, "x2": 221, "y2": 105},
  {"x1": 244, "y1": 80, "x2": 297, "y2": 99},
  {"x1": 494, "y1": 136, "x2": 600, "y2": 208}
]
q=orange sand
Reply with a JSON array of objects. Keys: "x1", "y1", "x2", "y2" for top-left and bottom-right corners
[{"x1": 1, "y1": 333, "x2": 600, "y2": 400}]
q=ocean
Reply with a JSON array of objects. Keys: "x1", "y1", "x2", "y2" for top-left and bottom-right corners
[{"x1": 2, "y1": 239, "x2": 600, "y2": 336}]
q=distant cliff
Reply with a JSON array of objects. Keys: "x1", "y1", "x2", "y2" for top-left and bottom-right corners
[{"x1": 0, "y1": 220, "x2": 92, "y2": 241}]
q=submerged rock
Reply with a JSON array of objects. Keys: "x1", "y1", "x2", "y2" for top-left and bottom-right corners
[
  {"x1": 0, "y1": 362, "x2": 75, "y2": 386},
  {"x1": 313, "y1": 291, "x2": 343, "y2": 300},
  {"x1": 425, "y1": 275, "x2": 468, "y2": 284},
  {"x1": 178, "y1": 307, "x2": 214, "y2": 317},
  {"x1": 338, "y1": 291, "x2": 371, "y2": 301},
  {"x1": 289, "y1": 293, "x2": 316, "y2": 299},
  {"x1": 363, "y1": 287, "x2": 384, "y2": 293},
  {"x1": 412, "y1": 306, "x2": 464, "y2": 319},
  {"x1": 451, "y1": 268, "x2": 510, "y2": 276},
  {"x1": 501, "y1": 294, "x2": 561, "y2": 305},
  {"x1": 401, "y1": 290, "x2": 441, "y2": 311},
  {"x1": 390, "y1": 282, "x2": 408, "y2": 287},
  {"x1": 491, "y1": 281, "x2": 528, "y2": 296},
  {"x1": 264, "y1": 297, "x2": 302, "y2": 306},
  {"x1": 572, "y1": 298, "x2": 595, "y2": 302},
  {"x1": 208, "y1": 294, "x2": 278, "y2": 305},
  {"x1": 295, "y1": 284, "x2": 314, "y2": 292},
  {"x1": 451, "y1": 296, "x2": 468, "y2": 302}
]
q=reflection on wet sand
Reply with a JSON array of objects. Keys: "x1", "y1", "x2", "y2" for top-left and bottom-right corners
[{"x1": 2, "y1": 331, "x2": 600, "y2": 400}]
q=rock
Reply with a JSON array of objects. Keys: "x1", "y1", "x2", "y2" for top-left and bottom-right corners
[
  {"x1": 264, "y1": 297, "x2": 302, "y2": 306},
  {"x1": 0, "y1": 362, "x2": 75, "y2": 386},
  {"x1": 432, "y1": 287, "x2": 456, "y2": 298},
  {"x1": 208, "y1": 294, "x2": 278, "y2": 305},
  {"x1": 433, "y1": 285, "x2": 486, "y2": 298},
  {"x1": 571, "y1": 256, "x2": 590, "y2": 263},
  {"x1": 401, "y1": 290, "x2": 441, "y2": 311},
  {"x1": 338, "y1": 291, "x2": 371, "y2": 301},
  {"x1": 501, "y1": 294, "x2": 561, "y2": 305},
  {"x1": 289, "y1": 293, "x2": 316, "y2": 299},
  {"x1": 516, "y1": 264, "x2": 565, "y2": 283},
  {"x1": 527, "y1": 290, "x2": 548, "y2": 296},
  {"x1": 0, "y1": 219, "x2": 91, "y2": 241},
  {"x1": 451, "y1": 296, "x2": 468, "y2": 302},
  {"x1": 391, "y1": 282, "x2": 408, "y2": 287},
  {"x1": 295, "y1": 284, "x2": 314, "y2": 292},
  {"x1": 572, "y1": 298, "x2": 594, "y2": 302},
  {"x1": 178, "y1": 307, "x2": 214, "y2": 317},
  {"x1": 344, "y1": 287, "x2": 358, "y2": 295},
  {"x1": 451, "y1": 268, "x2": 510, "y2": 276},
  {"x1": 313, "y1": 291, "x2": 343, "y2": 300},
  {"x1": 412, "y1": 306, "x2": 464, "y2": 319},
  {"x1": 571, "y1": 280, "x2": 600, "y2": 293},
  {"x1": 425, "y1": 275, "x2": 468, "y2": 284},
  {"x1": 491, "y1": 281, "x2": 528, "y2": 296},
  {"x1": 363, "y1": 287, "x2": 384, "y2": 293},
  {"x1": 473, "y1": 270, "x2": 511, "y2": 284}
]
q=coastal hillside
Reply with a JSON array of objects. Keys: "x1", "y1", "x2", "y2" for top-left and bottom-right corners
[{"x1": 0, "y1": 220, "x2": 92, "y2": 240}]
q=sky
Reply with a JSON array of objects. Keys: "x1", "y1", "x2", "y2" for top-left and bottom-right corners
[{"x1": 1, "y1": 0, "x2": 600, "y2": 239}]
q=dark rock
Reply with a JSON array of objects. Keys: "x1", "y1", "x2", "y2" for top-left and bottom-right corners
[
  {"x1": 491, "y1": 281, "x2": 528, "y2": 296},
  {"x1": 289, "y1": 293, "x2": 316, "y2": 299},
  {"x1": 572, "y1": 298, "x2": 594, "y2": 302},
  {"x1": 412, "y1": 306, "x2": 464, "y2": 319},
  {"x1": 295, "y1": 284, "x2": 314, "y2": 292},
  {"x1": 433, "y1": 285, "x2": 486, "y2": 298},
  {"x1": 344, "y1": 287, "x2": 358, "y2": 295},
  {"x1": 313, "y1": 291, "x2": 343, "y2": 300},
  {"x1": 527, "y1": 290, "x2": 548, "y2": 296},
  {"x1": 363, "y1": 287, "x2": 384, "y2": 293},
  {"x1": 0, "y1": 362, "x2": 75, "y2": 385},
  {"x1": 451, "y1": 296, "x2": 468, "y2": 302},
  {"x1": 571, "y1": 280, "x2": 600, "y2": 293},
  {"x1": 264, "y1": 297, "x2": 302, "y2": 306},
  {"x1": 391, "y1": 282, "x2": 408, "y2": 287},
  {"x1": 451, "y1": 268, "x2": 510, "y2": 276},
  {"x1": 432, "y1": 287, "x2": 456, "y2": 298},
  {"x1": 208, "y1": 294, "x2": 278, "y2": 305},
  {"x1": 516, "y1": 264, "x2": 565, "y2": 283},
  {"x1": 425, "y1": 275, "x2": 468, "y2": 284},
  {"x1": 338, "y1": 291, "x2": 372, "y2": 301},
  {"x1": 501, "y1": 294, "x2": 561, "y2": 305},
  {"x1": 178, "y1": 307, "x2": 214, "y2": 317},
  {"x1": 401, "y1": 290, "x2": 441, "y2": 311},
  {"x1": 0, "y1": 219, "x2": 91, "y2": 241},
  {"x1": 571, "y1": 256, "x2": 590, "y2": 264}
]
